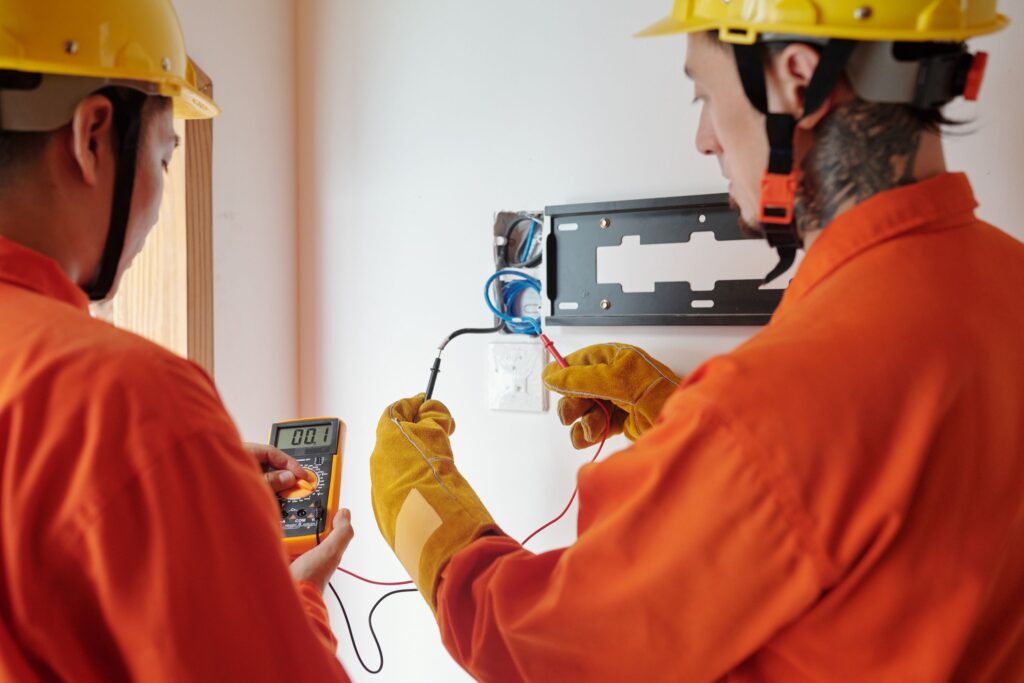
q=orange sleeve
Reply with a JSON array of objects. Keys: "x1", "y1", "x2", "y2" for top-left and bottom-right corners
[
  {"x1": 43, "y1": 427, "x2": 350, "y2": 683},
  {"x1": 435, "y1": 398, "x2": 833, "y2": 682},
  {"x1": 297, "y1": 580, "x2": 340, "y2": 653}
]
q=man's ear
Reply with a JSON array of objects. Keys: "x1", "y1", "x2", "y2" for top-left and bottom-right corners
[
  {"x1": 67, "y1": 95, "x2": 116, "y2": 187},
  {"x1": 768, "y1": 42, "x2": 836, "y2": 130}
]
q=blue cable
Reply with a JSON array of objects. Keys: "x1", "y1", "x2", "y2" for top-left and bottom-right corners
[
  {"x1": 485, "y1": 270, "x2": 542, "y2": 336},
  {"x1": 518, "y1": 219, "x2": 538, "y2": 263}
]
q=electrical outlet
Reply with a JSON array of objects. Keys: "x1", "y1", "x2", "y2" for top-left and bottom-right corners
[{"x1": 488, "y1": 341, "x2": 549, "y2": 413}]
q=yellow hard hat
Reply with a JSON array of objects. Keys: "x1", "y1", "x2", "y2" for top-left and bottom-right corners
[
  {"x1": 639, "y1": 0, "x2": 1009, "y2": 44},
  {"x1": 0, "y1": 0, "x2": 218, "y2": 120}
]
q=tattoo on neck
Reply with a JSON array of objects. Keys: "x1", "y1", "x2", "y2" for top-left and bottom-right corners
[{"x1": 796, "y1": 101, "x2": 924, "y2": 235}]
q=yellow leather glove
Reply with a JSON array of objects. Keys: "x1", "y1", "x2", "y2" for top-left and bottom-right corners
[
  {"x1": 542, "y1": 343, "x2": 682, "y2": 449},
  {"x1": 370, "y1": 394, "x2": 500, "y2": 608}
]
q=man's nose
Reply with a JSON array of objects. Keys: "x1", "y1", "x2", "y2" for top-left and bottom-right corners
[{"x1": 695, "y1": 110, "x2": 721, "y2": 157}]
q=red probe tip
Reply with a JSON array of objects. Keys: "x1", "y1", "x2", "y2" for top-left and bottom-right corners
[{"x1": 539, "y1": 334, "x2": 569, "y2": 369}]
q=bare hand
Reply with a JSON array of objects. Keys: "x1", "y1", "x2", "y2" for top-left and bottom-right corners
[
  {"x1": 243, "y1": 442, "x2": 311, "y2": 493},
  {"x1": 289, "y1": 509, "x2": 354, "y2": 592}
]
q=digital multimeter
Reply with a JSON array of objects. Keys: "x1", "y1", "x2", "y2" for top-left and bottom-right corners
[{"x1": 269, "y1": 417, "x2": 345, "y2": 556}]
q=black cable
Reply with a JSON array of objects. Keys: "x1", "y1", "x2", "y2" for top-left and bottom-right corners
[
  {"x1": 440, "y1": 324, "x2": 505, "y2": 351},
  {"x1": 424, "y1": 324, "x2": 504, "y2": 400},
  {"x1": 502, "y1": 215, "x2": 543, "y2": 269},
  {"x1": 314, "y1": 501, "x2": 322, "y2": 546},
  {"x1": 329, "y1": 582, "x2": 419, "y2": 675}
]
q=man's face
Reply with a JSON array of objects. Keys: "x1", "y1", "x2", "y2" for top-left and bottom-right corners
[
  {"x1": 685, "y1": 35, "x2": 769, "y2": 230},
  {"x1": 111, "y1": 101, "x2": 177, "y2": 294}
]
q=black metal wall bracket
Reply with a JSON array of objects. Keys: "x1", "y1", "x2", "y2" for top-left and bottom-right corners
[{"x1": 544, "y1": 193, "x2": 787, "y2": 327}]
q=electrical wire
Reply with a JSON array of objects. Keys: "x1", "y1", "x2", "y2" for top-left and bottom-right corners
[
  {"x1": 438, "y1": 325, "x2": 505, "y2": 353},
  {"x1": 427, "y1": 269, "x2": 543, "y2": 401},
  {"x1": 521, "y1": 336, "x2": 613, "y2": 547},
  {"x1": 425, "y1": 323, "x2": 505, "y2": 401},
  {"x1": 502, "y1": 215, "x2": 543, "y2": 269},
  {"x1": 485, "y1": 269, "x2": 542, "y2": 337},
  {"x1": 518, "y1": 219, "x2": 538, "y2": 263},
  {"x1": 329, "y1": 581, "x2": 418, "y2": 675},
  {"x1": 336, "y1": 568, "x2": 413, "y2": 587},
  {"x1": 331, "y1": 298, "x2": 610, "y2": 675}
]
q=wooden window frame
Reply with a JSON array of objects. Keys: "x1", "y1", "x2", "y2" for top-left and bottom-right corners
[{"x1": 184, "y1": 65, "x2": 214, "y2": 373}]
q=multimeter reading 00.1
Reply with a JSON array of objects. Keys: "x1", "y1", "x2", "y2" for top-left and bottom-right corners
[{"x1": 269, "y1": 417, "x2": 345, "y2": 556}]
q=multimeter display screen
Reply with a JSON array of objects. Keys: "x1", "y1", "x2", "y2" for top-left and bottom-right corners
[{"x1": 276, "y1": 424, "x2": 332, "y2": 449}]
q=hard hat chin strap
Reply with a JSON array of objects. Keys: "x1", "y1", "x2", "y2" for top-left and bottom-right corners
[
  {"x1": 733, "y1": 39, "x2": 857, "y2": 284},
  {"x1": 84, "y1": 89, "x2": 146, "y2": 302}
]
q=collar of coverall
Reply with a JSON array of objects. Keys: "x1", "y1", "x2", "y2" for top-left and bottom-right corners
[
  {"x1": 775, "y1": 172, "x2": 979, "y2": 315},
  {"x1": 0, "y1": 235, "x2": 90, "y2": 311}
]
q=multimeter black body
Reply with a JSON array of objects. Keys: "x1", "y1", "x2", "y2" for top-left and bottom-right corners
[{"x1": 269, "y1": 417, "x2": 345, "y2": 556}]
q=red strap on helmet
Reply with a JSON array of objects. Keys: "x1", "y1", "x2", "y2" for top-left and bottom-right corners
[
  {"x1": 759, "y1": 170, "x2": 799, "y2": 226},
  {"x1": 964, "y1": 51, "x2": 989, "y2": 102}
]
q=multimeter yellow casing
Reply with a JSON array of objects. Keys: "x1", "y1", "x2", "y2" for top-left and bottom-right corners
[{"x1": 269, "y1": 417, "x2": 345, "y2": 556}]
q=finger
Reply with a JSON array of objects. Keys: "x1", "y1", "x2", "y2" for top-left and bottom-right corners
[
  {"x1": 569, "y1": 410, "x2": 626, "y2": 449},
  {"x1": 386, "y1": 394, "x2": 426, "y2": 423},
  {"x1": 558, "y1": 397, "x2": 622, "y2": 430},
  {"x1": 542, "y1": 347, "x2": 622, "y2": 396},
  {"x1": 249, "y1": 443, "x2": 307, "y2": 480},
  {"x1": 419, "y1": 400, "x2": 455, "y2": 435},
  {"x1": 557, "y1": 396, "x2": 594, "y2": 426},
  {"x1": 264, "y1": 469, "x2": 297, "y2": 492},
  {"x1": 570, "y1": 422, "x2": 600, "y2": 450},
  {"x1": 579, "y1": 405, "x2": 626, "y2": 443},
  {"x1": 382, "y1": 396, "x2": 428, "y2": 436}
]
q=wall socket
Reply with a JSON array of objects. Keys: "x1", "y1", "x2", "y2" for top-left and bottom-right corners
[{"x1": 488, "y1": 341, "x2": 549, "y2": 413}]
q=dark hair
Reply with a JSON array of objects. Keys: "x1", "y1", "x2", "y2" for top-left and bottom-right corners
[
  {"x1": 0, "y1": 89, "x2": 170, "y2": 185},
  {"x1": 703, "y1": 30, "x2": 952, "y2": 133},
  {"x1": 0, "y1": 130, "x2": 49, "y2": 181}
]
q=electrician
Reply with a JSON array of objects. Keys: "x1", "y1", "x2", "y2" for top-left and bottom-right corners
[
  {"x1": 370, "y1": 2, "x2": 1024, "y2": 680},
  {"x1": 0, "y1": 2, "x2": 354, "y2": 680}
]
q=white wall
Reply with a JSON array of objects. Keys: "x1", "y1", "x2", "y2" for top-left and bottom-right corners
[
  {"x1": 173, "y1": 0, "x2": 298, "y2": 439},
  {"x1": 945, "y1": 29, "x2": 1024, "y2": 237},
  {"x1": 294, "y1": 3, "x2": 1024, "y2": 682}
]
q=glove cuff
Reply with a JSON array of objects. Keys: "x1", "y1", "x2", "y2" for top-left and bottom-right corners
[
  {"x1": 420, "y1": 508, "x2": 501, "y2": 610},
  {"x1": 387, "y1": 484, "x2": 500, "y2": 610}
]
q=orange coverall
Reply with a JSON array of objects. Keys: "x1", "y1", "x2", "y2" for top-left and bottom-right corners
[
  {"x1": 436, "y1": 173, "x2": 1024, "y2": 682},
  {"x1": 0, "y1": 238, "x2": 349, "y2": 682}
]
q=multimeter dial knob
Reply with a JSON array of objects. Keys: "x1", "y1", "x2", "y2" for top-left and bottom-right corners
[{"x1": 280, "y1": 468, "x2": 319, "y2": 500}]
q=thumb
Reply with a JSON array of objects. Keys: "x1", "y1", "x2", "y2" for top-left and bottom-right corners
[
  {"x1": 543, "y1": 346, "x2": 621, "y2": 397},
  {"x1": 322, "y1": 508, "x2": 354, "y2": 560},
  {"x1": 289, "y1": 509, "x2": 354, "y2": 591}
]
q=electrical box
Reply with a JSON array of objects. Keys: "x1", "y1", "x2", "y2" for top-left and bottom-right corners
[
  {"x1": 492, "y1": 210, "x2": 545, "y2": 332},
  {"x1": 488, "y1": 211, "x2": 550, "y2": 412}
]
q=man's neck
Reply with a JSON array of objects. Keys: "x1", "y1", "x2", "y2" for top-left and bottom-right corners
[
  {"x1": 0, "y1": 190, "x2": 91, "y2": 285},
  {"x1": 797, "y1": 101, "x2": 947, "y2": 252}
]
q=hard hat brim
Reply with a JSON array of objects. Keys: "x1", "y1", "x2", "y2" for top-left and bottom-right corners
[
  {"x1": 0, "y1": 56, "x2": 220, "y2": 120},
  {"x1": 167, "y1": 80, "x2": 220, "y2": 119},
  {"x1": 635, "y1": 15, "x2": 716, "y2": 38},
  {"x1": 636, "y1": 12, "x2": 1010, "y2": 43}
]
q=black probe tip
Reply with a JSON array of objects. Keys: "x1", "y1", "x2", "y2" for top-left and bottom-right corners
[{"x1": 424, "y1": 356, "x2": 442, "y2": 401}]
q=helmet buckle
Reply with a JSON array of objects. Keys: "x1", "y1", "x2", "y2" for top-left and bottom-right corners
[
  {"x1": 964, "y1": 51, "x2": 989, "y2": 101},
  {"x1": 759, "y1": 170, "x2": 799, "y2": 226}
]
